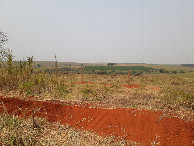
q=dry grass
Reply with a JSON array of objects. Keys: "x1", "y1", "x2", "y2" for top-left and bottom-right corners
[
  {"x1": 1, "y1": 71, "x2": 193, "y2": 121},
  {"x1": 0, "y1": 57, "x2": 193, "y2": 145}
]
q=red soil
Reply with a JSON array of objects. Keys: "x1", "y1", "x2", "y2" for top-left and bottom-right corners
[{"x1": 0, "y1": 97, "x2": 193, "y2": 145}]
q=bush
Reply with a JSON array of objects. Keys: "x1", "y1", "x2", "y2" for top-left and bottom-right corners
[
  {"x1": 172, "y1": 70, "x2": 177, "y2": 74},
  {"x1": 159, "y1": 68, "x2": 169, "y2": 73}
]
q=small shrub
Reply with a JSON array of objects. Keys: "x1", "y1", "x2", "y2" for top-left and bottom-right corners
[{"x1": 19, "y1": 81, "x2": 34, "y2": 95}]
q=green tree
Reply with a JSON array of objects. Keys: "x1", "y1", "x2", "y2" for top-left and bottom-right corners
[
  {"x1": 179, "y1": 70, "x2": 185, "y2": 73},
  {"x1": 37, "y1": 64, "x2": 41, "y2": 68},
  {"x1": 108, "y1": 63, "x2": 116, "y2": 66},
  {"x1": 172, "y1": 70, "x2": 177, "y2": 74},
  {"x1": 159, "y1": 68, "x2": 169, "y2": 73}
]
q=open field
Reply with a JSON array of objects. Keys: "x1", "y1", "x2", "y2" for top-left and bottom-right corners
[
  {"x1": 84, "y1": 66, "x2": 153, "y2": 71},
  {"x1": 117, "y1": 63, "x2": 194, "y2": 72},
  {"x1": 0, "y1": 59, "x2": 194, "y2": 145},
  {"x1": 40, "y1": 62, "x2": 194, "y2": 75},
  {"x1": 1, "y1": 1, "x2": 194, "y2": 145}
]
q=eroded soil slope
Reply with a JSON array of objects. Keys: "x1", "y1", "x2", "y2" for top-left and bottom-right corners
[{"x1": 0, "y1": 97, "x2": 193, "y2": 145}]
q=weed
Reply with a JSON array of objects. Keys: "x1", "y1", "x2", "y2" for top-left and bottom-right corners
[
  {"x1": 55, "y1": 84, "x2": 69, "y2": 98},
  {"x1": 162, "y1": 87, "x2": 194, "y2": 108},
  {"x1": 19, "y1": 81, "x2": 34, "y2": 95},
  {"x1": 6, "y1": 50, "x2": 13, "y2": 75}
]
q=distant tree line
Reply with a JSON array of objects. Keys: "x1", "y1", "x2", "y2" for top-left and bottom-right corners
[
  {"x1": 159, "y1": 68, "x2": 186, "y2": 74},
  {"x1": 181, "y1": 64, "x2": 194, "y2": 67},
  {"x1": 107, "y1": 63, "x2": 117, "y2": 66}
]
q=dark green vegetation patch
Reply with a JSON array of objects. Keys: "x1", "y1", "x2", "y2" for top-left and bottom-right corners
[
  {"x1": 84, "y1": 66, "x2": 155, "y2": 75},
  {"x1": 85, "y1": 66, "x2": 153, "y2": 71}
]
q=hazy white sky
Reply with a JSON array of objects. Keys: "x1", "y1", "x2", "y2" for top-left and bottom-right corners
[{"x1": 0, "y1": 0, "x2": 194, "y2": 64}]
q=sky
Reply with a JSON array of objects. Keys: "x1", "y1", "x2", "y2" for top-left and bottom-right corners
[{"x1": 0, "y1": 0, "x2": 194, "y2": 64}]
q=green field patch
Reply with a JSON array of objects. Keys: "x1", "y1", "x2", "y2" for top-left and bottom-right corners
[{"x1": 85, "y1": 66, "x2": 153, "y2": 72}]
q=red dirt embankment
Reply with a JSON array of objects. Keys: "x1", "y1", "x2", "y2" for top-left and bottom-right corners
[{"x1": 0, "y1": 97, "x2": 193, "y2": 145}]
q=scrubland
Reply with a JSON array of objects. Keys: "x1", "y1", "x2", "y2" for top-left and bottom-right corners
[{"x1": 0, "y1": 57, "x2": 193, "y2": 145}]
